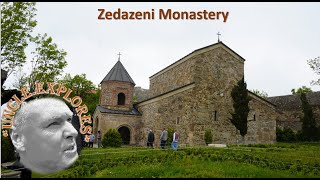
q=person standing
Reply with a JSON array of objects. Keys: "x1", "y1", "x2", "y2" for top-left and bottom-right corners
[
  {"x1": 172, "y1": 131, "x2": 180, "y2": 150},
  {"x1": 97, "y1": 130, "x2": 102, "y2": 148},
  {"x1": 160, "y1": 128, "x2": 168, "y2": 149},
  {"x1": 147, "y1": 129, "x2": 155, "y2": 148},
  {"x1": 89, "y1": 133, "x2": 95, "y2": 148}
]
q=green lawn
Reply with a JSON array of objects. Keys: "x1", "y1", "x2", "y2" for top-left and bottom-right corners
[
  {"x1": 93, "y1": 160, "x2": 313, "y2": 178},
  {"x1": 32, "y1": 142, "x2": 320, "y2": 178}
]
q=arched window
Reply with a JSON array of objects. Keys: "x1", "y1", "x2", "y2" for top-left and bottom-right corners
[{"x1": 118, "y1": 93, "x2": 125, "y2": 105}]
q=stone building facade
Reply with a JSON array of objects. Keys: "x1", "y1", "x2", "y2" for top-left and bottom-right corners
[{"x1": 93, "y1": 42, "x2": 279, "y2": 146}]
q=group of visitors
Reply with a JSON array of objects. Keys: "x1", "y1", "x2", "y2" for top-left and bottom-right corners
[
  {"x1": 83, "y1": 130, "x2": 102, "y2": 148},
  {"x1": 84, "y1": 128, "x2": 179, "y2": 150},
  {"x1": 147, "y1": 128, "x2": 180, "y2": 150}
]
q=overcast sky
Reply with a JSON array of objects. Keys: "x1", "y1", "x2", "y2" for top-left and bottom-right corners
[{"x1": 3, "y1": 2, "x2": 320, "y2": 97}]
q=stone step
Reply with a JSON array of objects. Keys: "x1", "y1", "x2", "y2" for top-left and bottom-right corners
[{"x1": 208, "y1": 144, "x2": 227, "y2": 148}]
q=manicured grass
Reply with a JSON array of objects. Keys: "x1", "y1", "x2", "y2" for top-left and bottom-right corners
[
  {"x1": 30, "y1": 171, "x2": 46, "y2": 178},
  {"x1": 32, "y1": 142, "x2": 320, "y2": 178},
  {"x1": 227, "y1": 142, "x2": 320, "y2": 165},
  {"x1": 93, "y1": 159, "x2": 315, "y2": 178}
]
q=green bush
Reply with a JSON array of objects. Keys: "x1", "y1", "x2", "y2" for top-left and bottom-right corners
[
  {"x1": 276, "y1": 127, "x2": 284, "y2": 141},
  {"x1": 283, "y1": 127, "x2": 296, "y2": 142},
  {"x1": 1, "y1": 134, "x2": 16, "y2": 163},
  {"x1": 102, "y1": 129, "x2": 122, "y2": 147},
  {"x1": 204, "y1": 129, "x2": 213, "y2": 145},
  {"x1": 276, "y1": 127, "x2": 296, "y2": 142}
]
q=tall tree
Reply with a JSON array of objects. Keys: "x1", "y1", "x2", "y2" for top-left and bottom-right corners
[
  {"x1": 300, "y1": 93, "x2": 318, "y2": 141},
  {"x1": 230, "y1": 77, "x2": 251, "y2": 142},
  {"x1": 1, "y1": 2, "x2": 37, "y2": 77},
  {"x1": 85, "y1": 87, "x2": 101, "y2": 116},
  {"x1": 251, "y1": 89, "x2": 268, "y2": 98},
  {"x1": 27, "y1": 33, "x2": 67, "y2": 88},
  {"x1": 60, "y1": 73, "x2": 95, "y2": 98},
  {"x1": 291, "y1": 86, "x2": 312, "y2": 94},
  {"x1": 307, "y1": 56, "x2": 320, "y2": 86},
  {"x1": 1, "y1": 2, "x2": 67, "y2": 89},
  {"x1": 60, "y1": 73, "x2": 100, "y2": 115}
]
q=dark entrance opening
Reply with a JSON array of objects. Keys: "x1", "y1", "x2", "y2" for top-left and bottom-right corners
[{"x1": 118, "y1": 126, "x2": 130, "y2": 145}]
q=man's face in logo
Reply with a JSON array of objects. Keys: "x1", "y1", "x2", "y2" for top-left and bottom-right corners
[{"x1": 13, "y1": 98, "x2": 79, "y2": 174}]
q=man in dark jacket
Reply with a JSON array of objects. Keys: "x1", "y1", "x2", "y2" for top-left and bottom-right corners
[{"x1": 147, "y1": 129, "x2": 155, "y2": 148}]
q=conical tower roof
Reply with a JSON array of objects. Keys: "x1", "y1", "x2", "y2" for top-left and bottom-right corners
[{"x1": 100, "y1": 60, "x2": 135, "y2": 85}]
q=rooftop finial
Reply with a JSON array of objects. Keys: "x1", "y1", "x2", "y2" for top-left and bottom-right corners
[
  {"x1": 117, "y1": 52, "x2": 122, "y2": 61},
  {"x1": 217, "y1": 32, "x2": 221, "y2": 42}
]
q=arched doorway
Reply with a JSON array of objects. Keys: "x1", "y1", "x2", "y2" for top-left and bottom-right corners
[{"x1": 118, "y1": 126, "x2": 130, "y2": 145}]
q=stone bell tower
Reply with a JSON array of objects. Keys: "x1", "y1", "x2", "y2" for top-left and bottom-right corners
[{"x1": 99, "y1": 58, "x2": 135, "y2": 112}]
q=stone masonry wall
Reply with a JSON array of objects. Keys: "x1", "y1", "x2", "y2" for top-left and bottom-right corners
[
  {"x1": 100, "y1": 81, "x2": 134, "y2": 111},
  {"x1": 93, "y1": 111, "x2": 142, "y2": 145},
  {"x1": 245, "y1": 95, "x2": 277, "y2": 144},
  {"x1": 137, "y1": 88, "x2": 195, "y2": 147},
  {"x1": 149, "y1": 56, "x2": 195, "y2": 97},
  {"x1": 191, "y1": 47, "x2": 245, "y2": 145},
  {"x1": 275, "y1": 106, "x2": 320, "y2": 132}
]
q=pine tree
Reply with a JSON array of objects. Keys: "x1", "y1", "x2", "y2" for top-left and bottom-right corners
[
  {"x1": 300, "y1": 93, "x2": 318, "y2": 141},
  {"x1": 230, "y1": 77, "x2": 251, "y2": 139}
]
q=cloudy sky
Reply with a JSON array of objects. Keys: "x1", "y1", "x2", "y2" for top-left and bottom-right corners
[{"x1": 4, "y1": 2, "x2": 320, "y2": 97}]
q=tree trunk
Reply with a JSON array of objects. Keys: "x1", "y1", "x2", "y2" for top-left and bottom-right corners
[
  {"x1": 238, "y1": 135, "x2": 245, "y2": 145},
  {"x1": 241, "y1": 135, "x2": 245, "y2": 144}
]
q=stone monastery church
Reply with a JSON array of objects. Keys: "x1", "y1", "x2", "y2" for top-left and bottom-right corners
[{"x1": 93, "y1": 41, "x2": 320, "y2": 146}]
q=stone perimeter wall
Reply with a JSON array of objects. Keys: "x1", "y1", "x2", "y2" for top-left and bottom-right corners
[
  {"x1": 276, "y1": 106, "x2": 320, "y2": 132},
  {"x1": 267, "y1": 92, "x2": 320, "y2": 132}
]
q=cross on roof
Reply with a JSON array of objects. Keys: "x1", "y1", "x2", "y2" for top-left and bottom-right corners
[
  {"x1": 117, "y1": 52, "x2": 122, "y2": 61},
  {"x1": 217, "y1": 32, "x2": 221, "y2": 42}
]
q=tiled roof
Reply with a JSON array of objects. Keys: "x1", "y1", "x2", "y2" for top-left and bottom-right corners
[
  {"x1": 101, "y1": 61, "x2": 135, "y2": 85},
  {"x1": 267, "y1": 91, "x2": 320, "y2": 111},
  {"x1": 96, "y1": 105, "x2": 141, "y2": 116}
]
